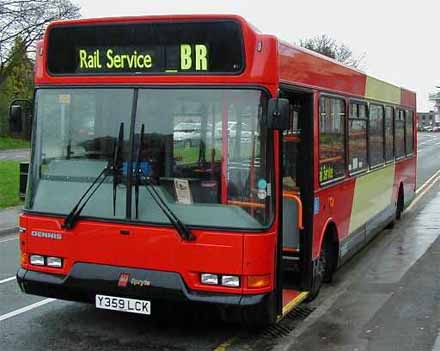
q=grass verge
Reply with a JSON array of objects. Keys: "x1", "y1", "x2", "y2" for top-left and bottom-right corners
[
  {"x1": 0, "y1": 161, "x2": 23, "y2": 208},
  {"x1": 0, "y1": 137, "x2": 30, "y2": 151}
]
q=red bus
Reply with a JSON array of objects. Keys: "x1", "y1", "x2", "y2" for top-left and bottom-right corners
[{"x1": 12, "y1": 15, "x2": 416, "y2": 326}]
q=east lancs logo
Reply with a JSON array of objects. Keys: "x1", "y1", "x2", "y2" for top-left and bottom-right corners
[{"x1": 31, "y1": 231, "x2": 63, "y2": 240}]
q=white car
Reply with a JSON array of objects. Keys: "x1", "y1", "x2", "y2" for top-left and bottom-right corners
[{"x1": 173, "y1": 122, "x2": 201, "y2": 146}]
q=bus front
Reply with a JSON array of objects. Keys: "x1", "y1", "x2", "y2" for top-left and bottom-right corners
[{"x1": 16, "y1": 15, "x2": 284, "y2": 324}]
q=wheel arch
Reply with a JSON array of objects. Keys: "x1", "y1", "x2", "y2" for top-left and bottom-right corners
[{"x1": 317, "y1": 219, "x2": 340, "y2": 268}]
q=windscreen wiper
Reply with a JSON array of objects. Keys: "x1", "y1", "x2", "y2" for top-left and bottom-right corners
[
  {"x1": 134, "y1": 124, "x2": 195, "y2": 241},
  {"x1": 63, "y1": 123, "x2": 124, "y2": 230},
  {"x1": 134, "y1": 123, "x2": 144, "y2": 219},
  {"x1": 112, "y1": 123, "x2": 124, "y2": 216}
]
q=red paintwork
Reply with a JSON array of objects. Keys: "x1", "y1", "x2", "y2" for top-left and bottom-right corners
[
  {"x1": 282, "y1": 289, "x2": 301, "y2": 308},
  {"x1": 401, "y1": 88, "x2": 417, "y2": 109},
  {"x1": 279, "y1": 42, "x2": 366, "y2": 97},
  {"x1": 23, "y1": 14, "x2": 417, "y2": 300}
]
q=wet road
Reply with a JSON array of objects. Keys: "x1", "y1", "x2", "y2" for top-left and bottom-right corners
[
  {"x1": 274, "y1": 182, "x2": 440, "y2": 351},
  {"x1": 1, "y1": 133, "x2": 440, "y2": 351},
  {"x1": 417, "y1": 132, "x2": 440, "y2": 188}
]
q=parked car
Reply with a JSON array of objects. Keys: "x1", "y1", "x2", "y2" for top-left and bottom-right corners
[{"x1": 173, "y1": 122, "x2": 201, "y2": 146}]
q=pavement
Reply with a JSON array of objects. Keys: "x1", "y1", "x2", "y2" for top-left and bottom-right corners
[
  {"x1": 0, "y1": 206, "x2": 21, "y2": 236},
  {"x1": 0, "y1": 148, "x2": 30, "y2": 161},
  {"x1": 0, "y1": 148, "x2": 28, "y2": 236}
]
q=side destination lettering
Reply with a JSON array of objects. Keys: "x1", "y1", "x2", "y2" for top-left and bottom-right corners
[{"x1": 31, "y1": 231, "x2": 63, "y2": 240}]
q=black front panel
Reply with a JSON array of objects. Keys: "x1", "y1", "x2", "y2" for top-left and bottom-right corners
[{"x1": 47, "y1": 21, "x2": 244, "y2": 75}]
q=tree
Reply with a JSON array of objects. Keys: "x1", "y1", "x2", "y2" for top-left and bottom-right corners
[
  {"x1": 299, "y1": 34, "x2": 366, "y2": 69},
  {"x1": 0, "y1": 0, "x2": 80, "y2": 85},
  {"x1": 0, "y1": 37, "x2": 33, "y2": 135}
]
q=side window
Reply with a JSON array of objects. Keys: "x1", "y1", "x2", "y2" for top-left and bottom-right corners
[
  {"x1": 395, "y1": 109, "x2": 405, "y2": 158},
  {"x1": 405, "y1": 110, "x2": 414, "y2": 155},
  {"x1": 369, "y1": 104, "x2": 384, "y2": 167},
  {"x1": 348, "y1": 102, "x2": 368, "y2": 173},
  {"x1": 384, "y1": 106, "x2": 394, "y2": 161},
  {"x1": 319, "y1": 97, "x2": 345, "y2": 183}
]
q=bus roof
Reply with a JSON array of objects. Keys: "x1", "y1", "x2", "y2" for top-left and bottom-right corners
[{"x1": 39, "y1": 14, "x2": 415, "y2": 108}]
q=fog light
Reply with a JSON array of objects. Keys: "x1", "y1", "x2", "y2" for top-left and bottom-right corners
[
  {"x1": 201, "y1": 273, "x2": 218, "y2": 285},
  {"x1": 221, "y1": 275, "x2": 240, "y2": 287},
  {"x1": 47, "y1": 257, "x2": 62, "y2": 268},
  {"x1": 30, "y1": 255, "x2": 45, "y2": 266}
]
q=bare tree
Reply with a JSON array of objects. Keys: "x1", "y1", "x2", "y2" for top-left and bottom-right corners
[
  {"x1": 299, "y1": 34, "x2": 366, "y2": 69},
  {"x1": 0, "y1": 0, "x2": 80, "y2": 83}
]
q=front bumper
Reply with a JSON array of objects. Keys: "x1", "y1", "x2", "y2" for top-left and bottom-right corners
[{"x1": 16, "y1": 263, "x2": 267, "y2": 307}]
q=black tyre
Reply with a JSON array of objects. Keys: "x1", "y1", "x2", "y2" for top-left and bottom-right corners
[
  {"x1": 396, "y1": 187, "x2": 404, "y2": 220},
  {"x1": 307, "y1": 236, "x2": 335, "y2": 301}
]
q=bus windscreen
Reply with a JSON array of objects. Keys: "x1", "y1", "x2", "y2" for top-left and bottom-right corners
[{"x1": 47, "y1": 21, "x2": 244, "y2": 75}]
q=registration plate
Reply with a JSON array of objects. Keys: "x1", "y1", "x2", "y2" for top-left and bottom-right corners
[{"x1": 95, "y1": 294, "x2": 151, "y2": 315}]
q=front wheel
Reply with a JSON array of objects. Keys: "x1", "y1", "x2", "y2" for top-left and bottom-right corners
[{"x1": 307, "y1": 237, "x2": 334, "y2": 301}]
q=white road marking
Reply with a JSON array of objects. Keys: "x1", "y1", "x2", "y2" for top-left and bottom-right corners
[
  {"x1": 432, "y1": 332, "x2": 440, "y2": 351},
  {"x1": 0, "y1": 276, "x2": 16, "y2": 284},
  {"x1": 0, "y1": 298, "x2": 55, "y2": 322},
  {"x1": 0, "y1": 236, "x2": 18, "y2": 244},
  {"x1": 415, "y1": 169, "x2": 440, "y2": 195},
  {"x1": 406, "y1": 170, "x2": 440, "y2": 213}
]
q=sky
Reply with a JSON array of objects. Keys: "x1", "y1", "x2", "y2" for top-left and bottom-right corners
[{"x1": 74, "y1": 0, "x2": 439, "y2": 112}]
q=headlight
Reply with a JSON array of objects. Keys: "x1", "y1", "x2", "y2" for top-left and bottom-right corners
[
  {"x1": 30, "y1": 255, "x2": 45, "y2": 266},
  {"x1": 221, "y1": 275, "x2": 240, "y2": 287},
  {"x1": 47, "y1": 256, "x2": 63, "y2": 268},
  {"x1": 200, "y1": 273, "x2": 218, "y2": 285}
]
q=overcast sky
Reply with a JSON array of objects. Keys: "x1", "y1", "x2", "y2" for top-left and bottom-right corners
[{"x1": 74, "y1": 0, "x2": 439, "y2": 111}]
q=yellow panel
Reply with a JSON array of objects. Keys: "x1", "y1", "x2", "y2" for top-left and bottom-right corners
[
  {"x1": 365, "y1": 76, "x2": 401, "y2": 105},
  {"x1": 349, "y1": 165, "x2": 395, "y2": 234}
]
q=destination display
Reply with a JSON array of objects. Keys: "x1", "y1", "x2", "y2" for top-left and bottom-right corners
[
  {"x1": 47, "y1": 21, "x2": 244, "y2": 75},
  {"x1": 76, "y1": 44, "x2": 208, "y2": 73}
]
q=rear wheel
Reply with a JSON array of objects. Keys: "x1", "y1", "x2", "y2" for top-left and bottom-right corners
[{"x1": 396, "y1": 186, "x2": 404, "y2": 220}]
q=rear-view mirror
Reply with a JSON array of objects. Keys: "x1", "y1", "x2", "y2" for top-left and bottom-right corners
[
  {"x1": 9, "y1": 104, "x2": 23, "y2": 134},
  {"x1": 266, "y1": 98, "x2": 290, "y2": 130}
]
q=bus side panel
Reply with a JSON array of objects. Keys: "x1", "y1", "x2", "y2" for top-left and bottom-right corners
[
  {"x1": 394, "y1": 157, "x2": 417, "y2": 206},
  {"x1": 312, "y1": 179, "x2": 356, "y2": 259}
]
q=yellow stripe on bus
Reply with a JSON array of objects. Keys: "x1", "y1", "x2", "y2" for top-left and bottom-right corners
[
  {"x1": 349, "y1": 164, "x2": 395, "y2": 234},
  {"x1": 365, "y1": 76, "x2": 401, "y2": 105},
  {"x1": 281, "y1": 292, "x2": 309, "y2": 316}
]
